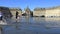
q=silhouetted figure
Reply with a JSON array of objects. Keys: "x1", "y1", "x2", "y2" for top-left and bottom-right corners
[
  {"x1": 0, "y1": 11, "x2": 3, "y2": 21},
  {"x1": 16, "y1": 11, "x2": 19, "y2": 19}
]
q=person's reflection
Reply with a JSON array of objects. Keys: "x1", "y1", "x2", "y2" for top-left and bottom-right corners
[{"x1": 25, "y1": 16, "x2": 30, "y2": 23}]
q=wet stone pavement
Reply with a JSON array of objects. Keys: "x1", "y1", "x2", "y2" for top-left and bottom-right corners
[{"x1": 1, "y1": 16, "x2": 60, "y2": 34}]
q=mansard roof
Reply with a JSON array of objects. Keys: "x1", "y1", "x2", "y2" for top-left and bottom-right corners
[
  {"x1": 34, "y1": 7, "x2": 45, "y2": 11},
  {"x1": 9, "y1": 8, "x2": 22, "y2": 11}
]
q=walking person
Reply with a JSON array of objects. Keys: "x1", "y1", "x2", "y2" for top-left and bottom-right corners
[
  {"x1": 0, "y1": 12, "x2": 3, "y2": 20},
  {"x1": 16, "y1": 11, "x2": 19, "y2": 19},
  {"x1": 0, "y1": 11, "x2": 3, "y2": 22}
]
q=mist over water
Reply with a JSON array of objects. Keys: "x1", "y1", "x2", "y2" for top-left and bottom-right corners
[{"x1": 2, "y1": 17, "x2": 60, "y2": 34}]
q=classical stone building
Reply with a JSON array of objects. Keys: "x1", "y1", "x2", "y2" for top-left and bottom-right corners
[
  {"x1": 33, "y1": 6, "x2": 60, "y2": 17},
  {"x1": 33, "y1": 7, "x2": 45, "y2": 17},
  {"x1": 9, "y1": 8, "x2": 22, "y2": 17},
  {"x1": 45, "y1": 7, "x2": 60, "y2": 17},
  {"x1": 24, "y1": 7, "x2": 31, "y2": 16},
  {"x1": 0, "y1": 6, "x2": 12, "y2": 18}
]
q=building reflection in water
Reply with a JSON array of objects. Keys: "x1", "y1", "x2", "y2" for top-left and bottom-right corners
[
  {"x1": 45, "y1": 18, "x2": 60, "y2": 21},
  {"x1": 33, "y1": 17, "x2": 60, "y2": 27},
  {"x1": 45, "y1": 18, "x2": 60, "y2": 27},
  {"x1": 2, "y1": 17, "x2": 60, "y2": 34},
  {"x1": 33, "y1": 17, "x2": 45, "y2": 23},
  {"x1": 20, "y1": 16, "x2": 30, "y2": 23},
  {"x1": 33, "y1": 17, "x2": 60, "y2": 22}
]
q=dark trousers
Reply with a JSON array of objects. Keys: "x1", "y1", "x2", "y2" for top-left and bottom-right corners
[
  {"x1": 16, "y1": 15, "x2": 18, "y2": 19},
  {"x1": 0, "y1": 16, "x2": 3, "y2": 20}
]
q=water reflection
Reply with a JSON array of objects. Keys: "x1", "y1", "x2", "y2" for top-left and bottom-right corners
[
  {"x1": 33, "y1": 17, "x2": 60, "y2": 27},
  {"x1": 33, "y1": 17, "x2": 45, "y2": 23},
  {"x1": 1, "y1": 17, "x2": 60, "y2": 34},
  {"x1": 45, "y1": 18, "x2": 60, "y2": 28},
  {"x1": 45, "y1": 18, "x2": 60, "y2": 21}
]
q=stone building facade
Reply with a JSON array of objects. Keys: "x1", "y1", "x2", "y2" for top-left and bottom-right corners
[
  {"x1": 33, "y1": 8, "x2": 45, "y2": 17},
  {"x1": 0, "y1": 7, "x2": 12, "y2": 18},
  {"x1": 33, "y1": 6, "x2": 60, "y2": 17},
  {"x1": 45, "y1": 7, "x2": 60, "y2": 17},
  {"x1": 9, "y1": 8, "x2": 22, "y2": 17},
  {"x1": 24, "y1": 7, "x2": 31, "y2": 16}
]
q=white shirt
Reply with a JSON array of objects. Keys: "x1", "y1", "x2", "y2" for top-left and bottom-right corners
[
  {"x1": 0, "y1": 15, "x2": 2, "y2": 17},
  {"x1": 0, "y1": 12, "x2": 2, "y2": 17}
]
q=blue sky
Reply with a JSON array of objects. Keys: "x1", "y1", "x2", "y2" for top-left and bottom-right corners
[{"x1": 0, "y1": 0, "x2": 60, "y2": 10}]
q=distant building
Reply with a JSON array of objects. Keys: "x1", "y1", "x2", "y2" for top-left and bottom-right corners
[
  {"x1": 33, "y1": 6, "x2": 60, "y2": 17},
  {"x1": 24, "y1": 7, "x2": 31, "y2": 16},
  {"x1": 33, "y1": 7, "x2": 45, "y2": 17},
  {"x1": 45, "y1": 7, "x2": 60, "y2": 17},
  {"x1": 9, "y1": 8, "x2": 22, "y2": 17},
  {"x1": 0, "y1": 6, "x2": 12, "y2": 18}
]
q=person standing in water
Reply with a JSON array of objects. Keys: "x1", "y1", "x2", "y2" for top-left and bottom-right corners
[
  {"x1": 0, "y1": 11, "x2": 3, "y2": 21},
  {"x1": 16, "y1": 11, "x2": 19, "y2": 19}
]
